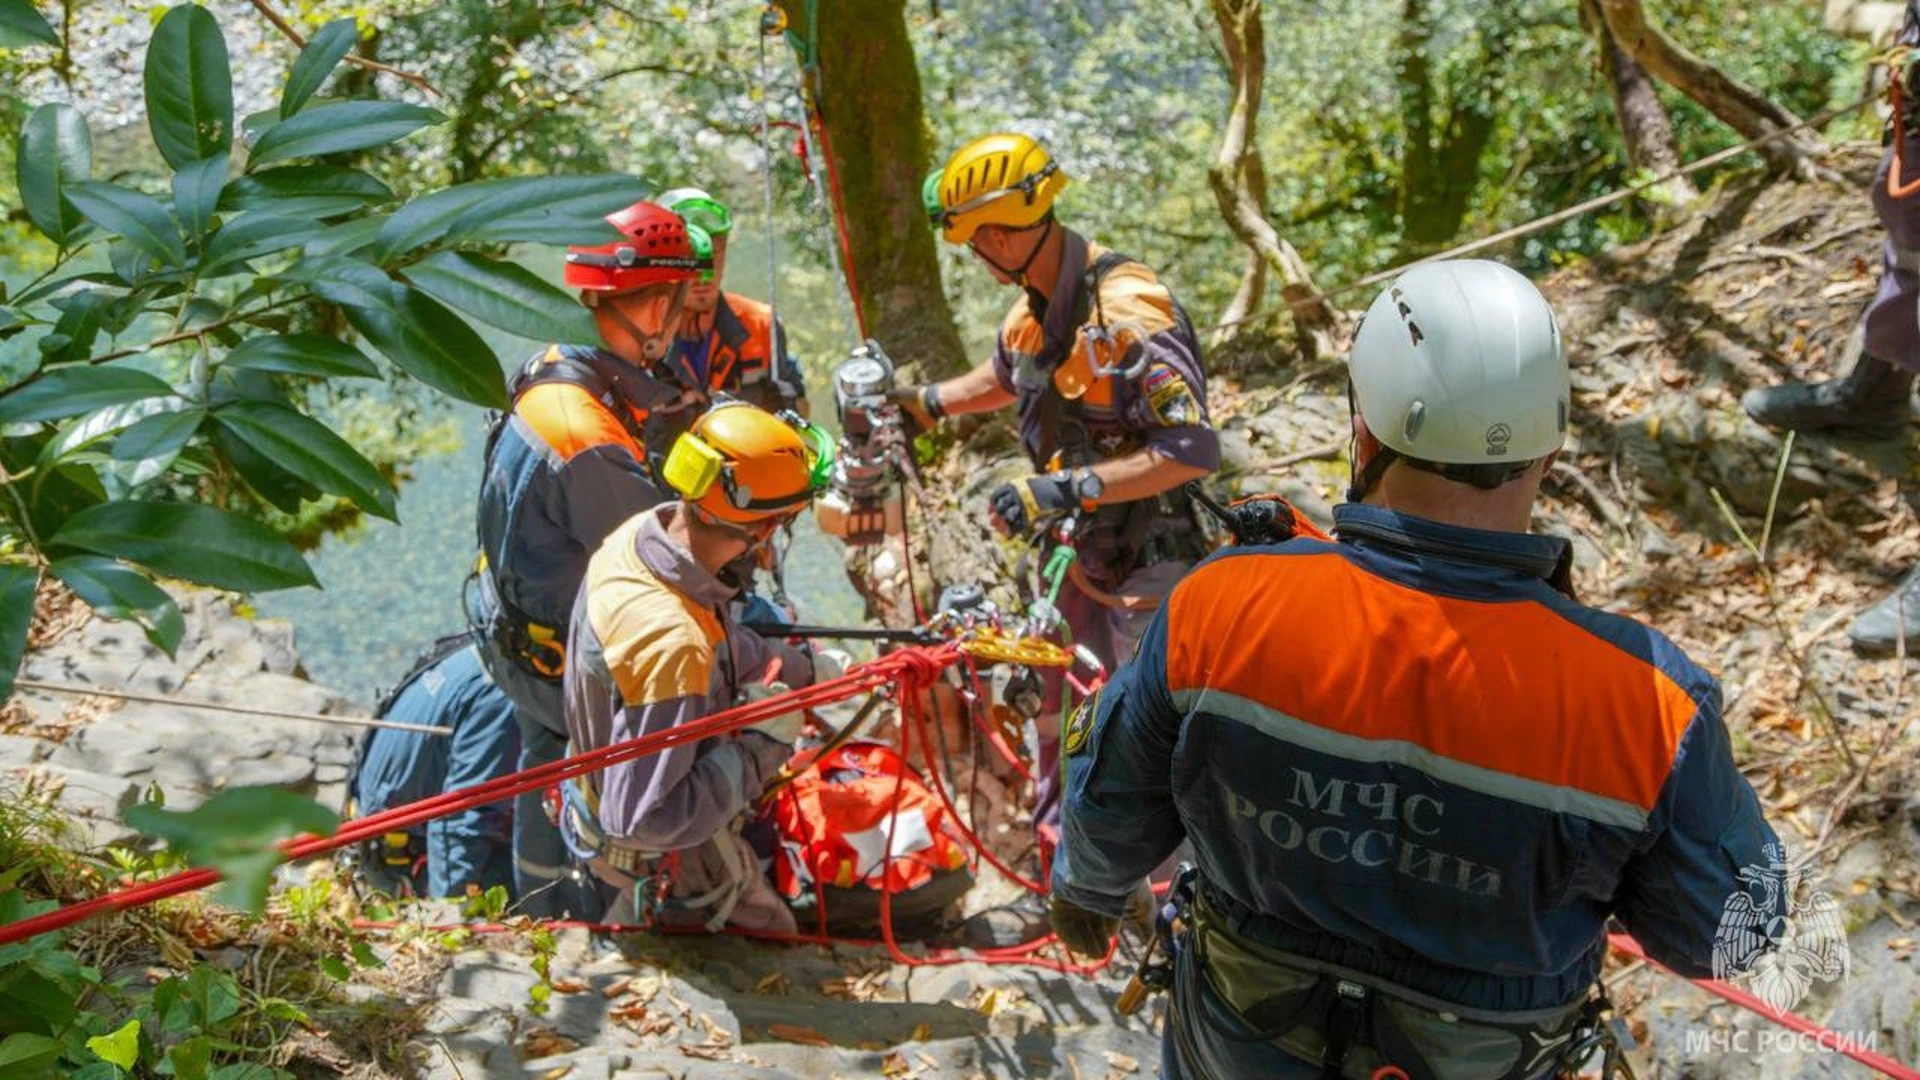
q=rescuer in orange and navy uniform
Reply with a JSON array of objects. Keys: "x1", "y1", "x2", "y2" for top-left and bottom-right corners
[
  {"x1": 468, "y1": 199, "x2": 714, "y2": 918},
  {"x1": 560, "y1": 402, "x2": 832, "y2": 932},
  {"x1": 1051, "y1": 260, "x2": 1786, "y2": 1078},
  {"x1": 895, "y1": 135, "x2": 1218, "y2": 921},
  {"x1": 652, "y1": 188, "x2": 810, "y2": 447}
]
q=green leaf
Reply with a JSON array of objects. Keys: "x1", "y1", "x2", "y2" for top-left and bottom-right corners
[
  {"x1": 212, "y1": 401, "x2": 395, "y2": 519},
  {"x1": 343, "y1": 282, "x2": 505, "y2": 409},
  {"x1": 41, "y1": 396, "x2": 189, "y2": 465},
  {"x1": 198, "y1": 213, "x2": 324, "y2": 276},
  {"x1": 318, "y1": 955, "x2": 349, "y2": 981},
  {"x1": 0, "y1": 366, "x2": 176, "y2": 424},
  {"x1": 0, "y1": 0, "x2": 55, "y2": 48},
  {"x1": 219, "y1": 164, "x2": 392, "y2": 218},
  {"x1": 172, "y1": 152, "x2": 228, "y2": 243},
  {"x1": 373, "y1": 175, "x2": 642, "y2": 260},
  {"x1": 301, "y1": 214, "x2": 387, "y2": 259},
  {"x1": 0, "y1": 1033, "x2": 64, "y2": 1072},
  {"x1": 208, "y1": 424, "x2": 311, "y2": 516},
  {"x1": 0, "y1": 564, "x2": 38, "y2": 703},
  {"x1": 456, "y1": 214, "x2": 622, "y2": 247},
  {"x1": 85, "y1": 1018, "x2": 140, "y2": 1071},
  {"x1": 112, "y1": 408, "x2": 202, "y2": 461},
  {"x1": 50, "y1": 501, "x2": 318, "y2": 592},
  {"x1": 207, "y1": 1065, "x2": 281, "y2": 1080},
  {"x1": 165, "y1": 1036, "x2": 213, "y2": 1080},
  {"x1": 145, "y1": 3, "x2": 233, "y2": 169},
  {"x1": 184, "y1": 966, "x2": 241, "y2": 1028},
  {"x1": 125, "y1": 788, "x2": 338, "y2": 913},
  {"x1": 71, "y1": 1065, "x2": 121, "y2": 1080},
  {"x1": 16, "y1": 103, "x2": 92, "y2": 244},
  {"x1": 279, "y1": 17, "x2": 356, "y2": 119},
  {"x1": 223, "y1": 334, "x2": 377, "y2": 378},
  {"x1": 402, "y1": 251, "x2": 597, "y2": 345},
  {"x1": 64, "y1": 182, "x2": 187, "y2": 266},
  {"x1": 51, "y1": 556, "x2": 185, "y2": 655},
  {"x1": 350, "y1": 939, "x2": 383, "y2": 968},
  {"x1": 247, "y1": 101, "x2": 442, "y2": 169}
]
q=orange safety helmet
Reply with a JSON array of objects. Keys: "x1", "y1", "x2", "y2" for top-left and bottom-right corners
[
  {"x1": 662, "y1": 402, "x2": 831, "y2": 525},
  {"x1": 563, "y1": 200, "x2": 714, "y2": 294}
]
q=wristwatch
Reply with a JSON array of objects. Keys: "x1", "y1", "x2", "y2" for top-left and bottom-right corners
[{"x1": 1072, "y1": 466, "x2": 1104, "y2": 510}]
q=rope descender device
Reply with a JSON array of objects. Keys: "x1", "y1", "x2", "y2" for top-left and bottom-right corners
[{"x1": 759, "y1": 3, "x2": 787, "y2": 36}]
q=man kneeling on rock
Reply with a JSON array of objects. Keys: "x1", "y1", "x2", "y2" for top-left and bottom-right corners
[{"x1": 559, "y1": 401, "x2": 835, "y2": 931}]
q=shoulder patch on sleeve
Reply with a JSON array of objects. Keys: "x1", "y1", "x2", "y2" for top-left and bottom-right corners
[
  {"x1": 1063, "y1": 691, "x2": 1099, "y2": 758},
  {"x1": 1143, "y1": 363, "x2": 1200, "y2": 427}
]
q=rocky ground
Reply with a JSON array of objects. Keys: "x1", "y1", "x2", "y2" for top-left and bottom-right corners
[{"x1": 7, "y1": 144, "x2": 1920, "y2": 1078}]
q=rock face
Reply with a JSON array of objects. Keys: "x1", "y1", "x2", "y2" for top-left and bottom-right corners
[{"x1": 7, "y1": 589, "x2": 358, "y2": 847}]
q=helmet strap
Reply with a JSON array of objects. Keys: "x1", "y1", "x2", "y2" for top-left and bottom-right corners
[
  {"x1": 1347, "y1": 442, "x2": 1397, "y2": 504},
  {"x1": 603, "y1": 281, "x2": 691, "y2": 364},
  {"x1": 972, "y1": 215, "x2": 1055, "y2": 288}
]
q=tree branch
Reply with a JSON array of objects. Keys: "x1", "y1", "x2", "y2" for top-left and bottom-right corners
[{"x1": 246, "y1": 0, "x2": 441, "y2": 98}]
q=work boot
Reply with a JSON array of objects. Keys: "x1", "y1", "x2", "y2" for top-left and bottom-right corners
[
  {"x1": 956, "y1": 892, "x2": 1053, "y2": 949},
  {"x1": 1740, "y1": 354, "x2": 1915, "y2": 440},
  {"x1": 1848, "y1": 566, "x2": 1920, "y2": 656}
]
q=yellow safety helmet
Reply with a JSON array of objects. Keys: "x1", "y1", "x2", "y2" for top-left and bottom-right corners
[
  {"x1": 934, "y1": 133, "x2": 1069, "y2": 245},
  {"x1": 662, "y1": 401, "x2": 833, "y2": 526}
]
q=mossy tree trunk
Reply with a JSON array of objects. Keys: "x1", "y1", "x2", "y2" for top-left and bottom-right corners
[
  {"x1": 1581, "y1": 0, "x2": 1698, "y2": 207},
  {"x1": 776, "y1": 0, "x2": 968, "y2": 381}
]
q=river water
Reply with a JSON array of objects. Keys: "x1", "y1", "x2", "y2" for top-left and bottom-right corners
[{"x1": 254, "y1": 236, "x2": 869, "y2": 704}]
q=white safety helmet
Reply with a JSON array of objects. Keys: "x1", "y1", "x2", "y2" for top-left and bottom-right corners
[{"x1": 1348, "y1": 259, "x2": 1568, "y2": 493}]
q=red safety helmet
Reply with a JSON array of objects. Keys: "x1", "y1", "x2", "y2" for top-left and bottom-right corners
[{"x1": 563, "y1": 200, "x2": 714, "y2": 294}]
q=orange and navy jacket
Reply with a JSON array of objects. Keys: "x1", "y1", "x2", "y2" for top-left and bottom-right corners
[
  {"x1": 474, "y1": 344, "x2": 672, "y2": 645},
  {"x1": 640, "y1": 293, "x2": 807, "y2": 461},
  {"x1": 1053, "y1": 503, "x2": 1783, "y2": 1012},
  {"x1": 988, "y1": 231, "x2": 1218, "y2": 576}
]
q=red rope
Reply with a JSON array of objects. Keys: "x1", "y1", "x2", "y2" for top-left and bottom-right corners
[
  {"x1": 1606, "y1": 933, "x2": 1919, "y2": 1079},
  {"x1": 0, "y1": 646, "x2": 962, "y2": 947},
  {"x1": 806, "y1": 106, "x2": 869, "y2": 340}
]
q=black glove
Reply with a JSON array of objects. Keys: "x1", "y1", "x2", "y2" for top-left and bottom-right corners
[
  {"x1": 1050, "y1": 894, "x2": 1121, "y2": 958},
  {"x1": 888, "y1": 385, "x2": 938, "y2": 438},
  {"x1": 987, "y1": 472, "x2": 1076, "y2": 537}
]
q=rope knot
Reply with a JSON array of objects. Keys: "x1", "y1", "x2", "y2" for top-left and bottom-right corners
[{"x1": 886, "y1": 646, "x2": 951, "y2": 698}]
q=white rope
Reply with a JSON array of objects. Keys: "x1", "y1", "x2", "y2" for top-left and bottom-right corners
[{"x1": 14, "y1": 677, "x2": 452, "y2": 736}]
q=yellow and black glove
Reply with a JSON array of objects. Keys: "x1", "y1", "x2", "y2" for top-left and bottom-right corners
[{"x1": 987, "y1": 471, "x2": 1079, "y2": 537}]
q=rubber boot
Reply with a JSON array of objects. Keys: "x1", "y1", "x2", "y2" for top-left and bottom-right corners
[
  {"x1": 1740, "y1": 353, "x2": 1915, "y2": 440},
  {"x1": 1848, "y1": 565, "x2": 1920, "y2": 656}
]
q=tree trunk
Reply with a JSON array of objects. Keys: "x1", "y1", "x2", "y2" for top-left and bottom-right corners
[
  {"x1": 776, "y1": 0, "x2": 968, "y2": 381},
  {"x1": 1581, "y1": 0, "x2": 1697, "y2": 206},
  {"x1": 1596, "y1": 0, "x2": 1825, "y2": 175},
  {"x1": 1205, "y1": 0, "x2": 1334, "y2": 349},
  {"x1": 1394, "y1": 0, "x2": 1514, "y2": 257}
]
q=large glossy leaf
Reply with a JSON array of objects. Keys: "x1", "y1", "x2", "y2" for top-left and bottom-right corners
[
  {"x1": 40, "y1": 395, "x2": 188, "y2": 465},
  {"x1": 341, "y1": 281, "x2": 505, "y2": 409},
  {"x1": 125, "y1": 788, "x2": 338, "y2": 913},
  {"x1": 51, "y1": 555, "x2": 185, "y2": 655},
  {"x1": 457, "y1": 213, "x2": 623, "y2": 247},
  {"x1": 302, "y1": 213, "x2": 388, "y2": 259},
  {"x1": 144, "y1": 4, "x2": 233, "y2": 169},
  {"x1": 212, "y1": 401, "x2": 395, "y2": 519},
  {"x1": 209, "y1": 423, "x2": 316, "y2": 514},
  {"x1": 50, "y1": 501, "x2": 317, "y2": 592},
  {"x1": 172, "y1": 152, "x2": 228, "y2": 243},
  {"x1": 0, "y1": 365, "x2": 175, "y2": 424},
  {"x1": 370, "y1": 180, "x2": 508, "y2": 261},
  {"x1": 402, "y1": 251, "x2": 597, "y2": 345},
  {"x1": 111, "y1": 406, "x2": 204, "y2": 461},
  {"x1": 246, "y1": 101, "x2": 442, "y2": 169},
  {"x1": 373, "y1": 174, "x2": 645, "y2": 260},
  {"x1": 222, "y1": 333, "x2": 377, "y2": 378},
  {"x1": 220, "y1": 163, "x2": 393, "y2": 218},
  {"x1": 0, "y1": 563, "x2": 37, "y2": 702},
  {"x1": 444, "y1": 175, "x2": 648, "y2": 244},
  {"x1": 289, "y1": 254, "x2": 393, "y2": 311},
  {"x1": 15, "y1": 103, "x2": 91, "y2": 244},
  {"x1": 198, "y1": 212, "x2": 324, "y2": 276},
  {"x1": 280, "y1": 17, "x2": 356, "y2": 118},
  {"x1": 65, "y1": 182, "x2": 187, "y2": 266},
  {"x1": 0, "y1": 0, "x2": 57, "y2": 48}
]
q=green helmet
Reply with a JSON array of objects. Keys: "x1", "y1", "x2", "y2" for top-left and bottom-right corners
[
  {"x1": 921, "y1": 168, "x2": 944, "y2": 229},
  {"x1": 659, "y1": 186, "x2": 734, "y2": 238}
]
